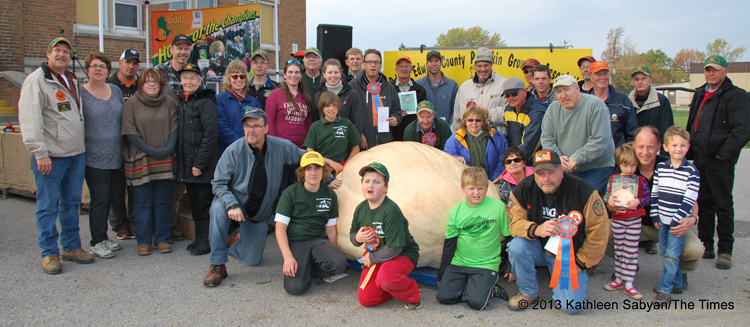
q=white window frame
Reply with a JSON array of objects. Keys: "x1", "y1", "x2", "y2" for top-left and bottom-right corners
[
  {"x1": 113, "y1": 0, "x2": 141, "y2": 34},
  {"x1": 169, "y1": 0, "x2": 217, "y2": 10}
]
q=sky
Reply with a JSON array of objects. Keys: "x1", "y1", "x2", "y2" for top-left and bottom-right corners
[{"x1": 307, "y1": 0, "x2": 750, "y2": 62}]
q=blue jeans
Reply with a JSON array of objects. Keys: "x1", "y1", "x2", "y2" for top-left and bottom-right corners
[
  {"x1": 132, "y1": 179, "x2": 172, "y2": 246},
  {"x1": 657, "y1": 225, "x2": 684, "y2": 294},
  {"x1": 508, "y1": 237, "x2": 589, "y2": 315},
  {"x1": 31, "y1": 154, "x2": 86, "y2": 257},
  {"x1": 208, "y1": 197, "x2": 268, "y2": 266},
  {"x1": 572, "y1": 166, "x2": 613, "y2": 197}
]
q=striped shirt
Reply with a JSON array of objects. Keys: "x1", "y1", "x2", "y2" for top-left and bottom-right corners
[{"x1": 650, "y1": 159, "x2": 700, "y2": 226}]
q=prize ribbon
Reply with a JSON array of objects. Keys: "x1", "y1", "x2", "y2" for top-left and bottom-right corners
[
  {"x1": 421, "y1": 132, "x2": 437, "y2": 147},
  {"x1": 367, "y1": 82, "x2": 383, "y2": 126},
  {"x1": 549, "y1": 211, "x2": 581, "y2": 290},
  {"x1": 466, "y1": 100, "x2": 477, "y2": 108},
  {"x1": 358, "y1": 227, "x2": 381, "y2": 290}
]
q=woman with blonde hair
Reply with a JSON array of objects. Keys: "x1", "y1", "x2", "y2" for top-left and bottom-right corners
[
  {"x1": 216, "y1": 60, "x2": 262, "y2": 156},
  {"x1": 444, "y1": 106, "x2": 509, "y2": 182}
]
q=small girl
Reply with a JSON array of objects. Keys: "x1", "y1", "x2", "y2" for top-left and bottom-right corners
[
  {"x1": 303, "y1": 91, "x2": 362, "y2": 188},
  {"x1": 603, "y1": 143, "x2": 650, "y2": 300}
]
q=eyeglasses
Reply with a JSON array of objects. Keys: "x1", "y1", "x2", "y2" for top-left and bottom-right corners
[
  {"x1": 504, "y1": 92, "x2": 519, "y2": 98},
  {"x1": 252, "y1": 60, "x2": 267, "y2": 66},
  {"x1": 580, "y1": 65, "x2": 591, "y2": 70},
  {"x1": 631, "y1": 77, "x2": 649, "y2": 83},
  {"x1": 143, "y1": 80, "x2": 159, "y2": 85},
  {"x1": 181, "y1": 76, "x2": 200, "y2": 82},
  {"x1": 364, "y1": 60, "x2": 381, "y2": 65},
  {"x1": 396, "y1": 65, "x2": 411, "y2": 70},
  {"x1": 90, "y1": 64, "x2": 107, "y2": 70},
  {"x1": 243, "y1": 124, "x2": 266, "y2": 131},
  {"x1": 231, "y1": 74, "x2": 247, "y2": 80},
  {"x1": 523, "y1": 69, "x2": 533, "y2": 74},
  {"x1": 286, "y1": 59, "x2": 301, "y2": 64},
  {"x1": 466, "y1": 118, "x2": 484, "y2": 123},
  {"x1": 505, "y1": 158, "x2": 524, "y2": 164}
]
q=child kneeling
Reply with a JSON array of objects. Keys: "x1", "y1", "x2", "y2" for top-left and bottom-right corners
[
  {"x1": 350, "y1": 162, "x2": 422, "y2": 309},
  {"x1": 274, "y1": 151, "x2": 348, "y2": 295},
  {"x1": 437, "y1": 167, "x2": 511, "y2": 310}
]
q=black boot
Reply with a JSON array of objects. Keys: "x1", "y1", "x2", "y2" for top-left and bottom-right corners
[
  {"x1": 187, "y1": 218, "x2": 202, "y2": 251},
  {"x1": 191, "y1": 219, "x2": 211, "y2": 256}
]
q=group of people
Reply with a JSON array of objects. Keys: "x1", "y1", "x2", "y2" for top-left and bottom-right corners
[{"x1": 17, "y1": 34, "x2": 750, "y2": 314}]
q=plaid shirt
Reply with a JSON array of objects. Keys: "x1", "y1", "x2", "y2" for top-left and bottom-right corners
[{"x1": 155, "y1": 60, "x2": 207, "y2": 94}]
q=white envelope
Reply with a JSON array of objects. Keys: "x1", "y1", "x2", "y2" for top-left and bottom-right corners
[{"x1": 377, "y1": 107, "x2": 389, "y2": 133}]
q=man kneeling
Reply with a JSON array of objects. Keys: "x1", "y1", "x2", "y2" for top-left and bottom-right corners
[
  {"x1": 274, "y1": 151, "x2": 348, "y2": 295},
  {"x1": 507, "y1": 150, "x2": 609, "y2": 315},
  {"x1": 437, "y1": 167, "x2": 511, "y2": 310}
]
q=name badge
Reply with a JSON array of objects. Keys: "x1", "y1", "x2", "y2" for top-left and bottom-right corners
[{"x1": 57, "y1": 101, "x2": 71, "y2": 112}]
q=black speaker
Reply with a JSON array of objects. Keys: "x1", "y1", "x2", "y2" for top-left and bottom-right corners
[{"x1": 317, "y1": 24, "x2": 353, "y2": 66}]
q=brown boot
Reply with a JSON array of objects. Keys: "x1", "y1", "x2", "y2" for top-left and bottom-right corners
[
  {"x1": 203, "y1": 264, "x2": 228, "y2": 287},
  {"x1": 227, "y1": 232, "x2": 240, "y2": 248},
  {"x1": 138, "y1": 245, "x2": 152, "y2": 256},
  {"x1": 157, "y1": 243, "x2": 172, "y2": 254},
  {"x1": 42, "y1": 255, "x2": 62, "y2": 274},
  {"x1": 508, "y1": 292, "x2": 537, "y2": 311},
  {"x1": 61, "y1": 249, "x2": 95, "y2": 264}
]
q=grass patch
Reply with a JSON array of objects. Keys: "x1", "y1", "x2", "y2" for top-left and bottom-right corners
[{"x1": 672, "y1": 110, "x2": 750, "y2": 148}]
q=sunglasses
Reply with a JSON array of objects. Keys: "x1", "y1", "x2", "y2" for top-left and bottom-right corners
[
  {"x1": 505, "y1": 158, "x2": 524, "y2": 164},
  {"x1": 231, "y1": 74, "x2": 246, "y2": 80},
  {"x1": 466, "y1": 118, "x2": 484, "y2": 123},
  {"x1": 504, "y1": 92, "x2": 519, "y2": 98},
  {"x1": 286, "y1": 59, "x2": 301, "y2": 64},
  {"x1": 523, "y1": 69, "x2": 533, "y2": 74}
]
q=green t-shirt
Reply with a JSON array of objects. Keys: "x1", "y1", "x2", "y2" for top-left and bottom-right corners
[
  {"x1": 275, "y1": 183, "x2": 338, "y2": 242},
  {"x1": 446, "y1": 197, "x2": 509, "y2": 271},
  {"x1": 350, "y1": 196, "x2": 420, "y2": 265},
  {"x1": 303, "y1": 117, "x2": 363, "y2": 162}
]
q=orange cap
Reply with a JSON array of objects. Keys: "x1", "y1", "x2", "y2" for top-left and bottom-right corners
[
  {"x1": 589, "y1": 61, "x2": 610, "y2": 73},
  {"x1": 396, "y1": 55, "x2": 412, "y2": 65}
]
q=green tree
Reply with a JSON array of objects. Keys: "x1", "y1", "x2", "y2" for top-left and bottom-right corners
[
  {"x1": 706, "y1": 38, "x2": 747, "y2": 62},
  {"x1": 673, "y1": 49, "x2": 705, "y2": 81},
  {"x1": 435, "y1": 26, "x2": 507, "y2": 47},
  {"x1": 398, "y1": 43, "x2": 406, "y2": 51},
  {"x1": 644, "y1": 49, "x2": 675, "y2": 84}
]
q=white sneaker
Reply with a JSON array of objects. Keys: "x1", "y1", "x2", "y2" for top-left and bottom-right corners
[
  {"x1": 102, "y1": 239, "x2": 122, "y2": 251},
  {"x1": 90, "y1": 241, "x2": 115, "y2": 258}
]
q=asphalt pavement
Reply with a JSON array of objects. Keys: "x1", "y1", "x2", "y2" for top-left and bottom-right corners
[{"x1": 1, "y1": 150, "x2": 749, "y2": 326}]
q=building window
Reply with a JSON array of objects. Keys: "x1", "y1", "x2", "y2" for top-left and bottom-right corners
[
  {"x1": 114, "y1": 2, "x2": 139, "y2": 29},
  {"x1": 169, "y1": 0, "x2": 216, "y2": 10}
]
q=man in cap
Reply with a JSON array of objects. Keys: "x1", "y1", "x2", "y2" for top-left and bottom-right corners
[
  {"x1": 577, "y1": 56, "x2": 596, "y2": 92},
  {"x1": 392, "y1": 55, "x2": 427, "y2": 141},
  {"x1": 302, "y1": 47, "x2": 324, "y2": 96},
  {"x1": 416, "y1": 50, "x2": 458, "y2": 123},
  {"x1": 344, "y1": 47, "x2": 364, "y2": 83},
  {"x1": 452, "y1": 47, "x2": 508, "y2": 132},
  {"x1": 107, "y1": 48, "x2": 141, "y2": 240},
  {"x1": 628, "y1": 66, "x2": 674, "y2": 143},
  {"x1": 156, "y1": 34, "x2": 207, "y2": 95},
  {"x1": 521, "y1": 58, "x2": 541, "y2": 92},
  {"x1": 403, "y1": 100, "x2": 452, "y2": 150},
  {"x1": 531, "y1": 64, "x2": 557, "y2": 105},
  {"x1": 588, "y1": 60, "x2": 638, "y2": 147},
  {"x1": 540, "y1": 75, "x2": 615, "y2": 196},
  {"x1": 247, "y1": 49, "x2": 279, "y2": 109},
  {"x1": 506, "y1": 150, "x2": 609, "y2": 314},
  {"x1": 18, "y1": 37, "x2": 95, "y2": 274},
  {"x1": 203, "y1": 108, "x2": 304, "y2": 287},
  {"x1": 502, "y1": 77, "x2": 548, "y2": 160},
  {"x1": 686, "y1": 55, "x2": 750, "y2": 270}
]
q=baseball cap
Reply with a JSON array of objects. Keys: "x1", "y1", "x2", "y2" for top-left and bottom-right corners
[
  {"x1": 48, "y1": 37, "x2": 72, "y2": 51},
  {"x1": 416, "y1": 100, "x2": 435, "y2": 114},
  {"x1": 251, "y1": 49, "x2": 269, "y2": 60},
  {"x1": 522, "y1": 58, "x2": 541, "y2": 70},
  {"x1": 502, "y1": 77, "x2": 526, "y2": 95},
  {"x1": 178, "y1": 63, "x2": 201, "y2": 75},
  {"x1": 396, "y1": 55, "x2": 412, "y2": 65},
  {"x1": 589, "y1": 61, "x2": 610, "y2": 74},
  {"x1": 630, "y1": 66, "x2": 651, "y2": 77},
  {"x1": 359, "y1": 162, "x2": 390, "y2": 184},
  {"x1": 426, "y1": 50, "x2": 441, "y2": 61},
  {"x1": 241, "y1": 107, "x2": 268, "y2": 123},
  {"x1": 300, "y1": 151, "x2": 325, "y2": 168},
  {"x1": 533, "y1": 150, "x2": 561, "y2": 171},
  {"x1": 304, "y1": 47, "x2": 321, "y2": 57},
  {"x1": 704, "y1": 55, "x2": 728, "y2": 70},
  {"x1": 172, "y1": 34, "x2": 192, "y2": 46},
  {"x1": 577, "y1": 56, "x2": 596, "y2": 67},
  {"x1": 120, "y1": 49, "x2": 140, "y2": 62},
  {"x1": 552, "y1": 74, "x2": 577, "y2": 88},
  {"x1": 475, "y1": 47, "x2": 493, "y2": 64}
]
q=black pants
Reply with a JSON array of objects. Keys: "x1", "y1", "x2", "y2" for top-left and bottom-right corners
[
  {"x1": 107, "y1": 172, "x2": 133, "y2": 232},
  {"x1": 284, "y1": 238, "x2": 348, "y2": 295},
  {"x1": 85, "y1": 166, "x2": 124, "y2": 245},
  {"x1": 437, "y1": 264, "x2": 499, "y2": 311},
  {"x1": 185, "y1": 183, "x2": 213, "y2": 222},
  {"x1": 697, "y1": 157, "x2": 736, "y2": 254}
]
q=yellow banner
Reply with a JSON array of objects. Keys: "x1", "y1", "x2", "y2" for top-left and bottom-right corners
[
  {"x1": 150, "y1": 3, "x2": 261, "y2": 67},
  {"x1": 383, "y1": 48, "x2": 593, "y2": 85}
]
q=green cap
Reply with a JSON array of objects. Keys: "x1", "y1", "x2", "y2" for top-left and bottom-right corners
[
  {"x1": 704, "y1": 55, "x2": 728, "y2": 70},
  {"x1": 48, "y1": 37, "x2": 72, "y2": 51},
  {"x1": 416, "y1": 100, "x2": 435, "y2": 114},
  {"x1": 304, "y1": 47, "x2": 321, "y2": 58},
  {"x1": 251, "y1": 49, "x2": 269, "y2": 60},
  {"x1": 359, "y1": 162, "x2": 390, "y2": 184},
  {"x1": 630, "y1": 65, "x2": 651, "y2": 77}
]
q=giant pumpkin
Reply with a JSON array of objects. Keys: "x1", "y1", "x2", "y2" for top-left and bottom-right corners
[{"x1": 334, "y1": 142, "x2": 501, "y2": 268}]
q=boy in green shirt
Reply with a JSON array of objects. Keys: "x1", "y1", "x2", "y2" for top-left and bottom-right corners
[
  {"x1": 350, "y1": 162, "x2": 421, "y2": 309},
  {"x1": 437, "y1": 167, "x2": 511, "y2": 310},
  {"x1": 274, "y1": 151, "x2": 348, "y2": 295}
]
